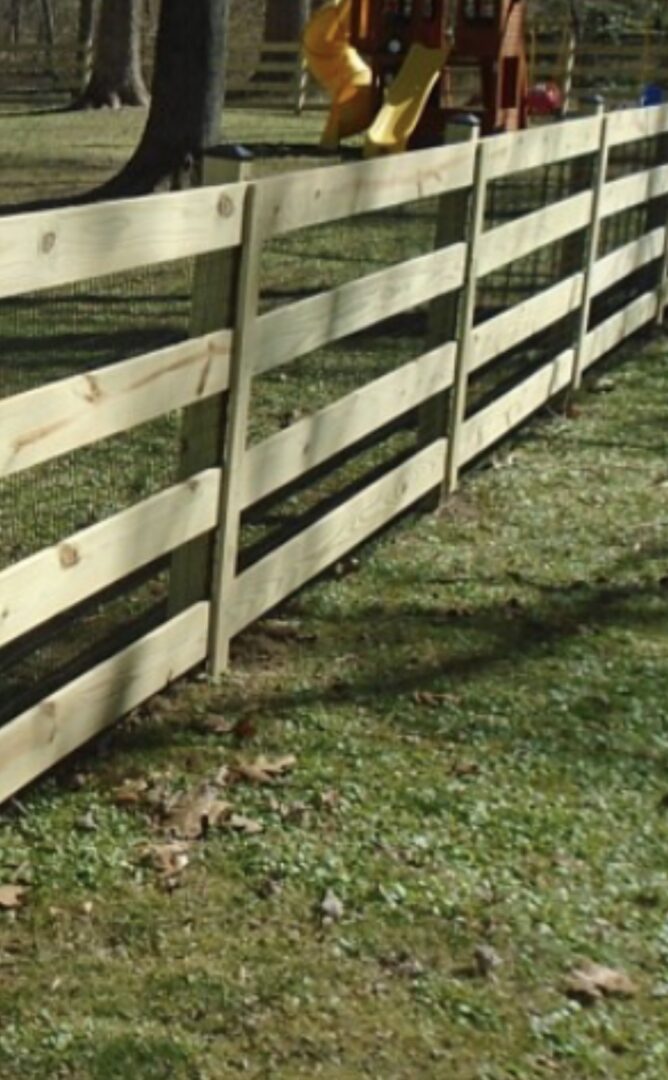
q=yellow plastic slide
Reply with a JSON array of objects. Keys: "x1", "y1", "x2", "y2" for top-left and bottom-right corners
[
  {"x1": 302, "y1": 0, "x2": 374, "y2": 149},
  {"x1": 364, "y1": 43, "x2": 449, "y2": 156}
]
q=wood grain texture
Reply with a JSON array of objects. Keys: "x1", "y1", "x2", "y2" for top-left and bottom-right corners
[
  {"x1": 0, "y1": 603, "x2": 209, "y2": 806},
  {"x1": 582, "y1": 292, "x2": 658, "y2": 370},
  {"x1": 256, "y1": 143, "x2": 476, "y2": 237},
  {"x1": 228, "y1": 440, "x2": 445, "y2": 635},
  {"x1": 460, "y1": 349, "x2": 574, "y2": 464},
  {"x1": 0, "y1": 331, "x2": 231, "y2": 480},
  {"x1": 0, "y1": 184, "x2": 247, "y2": 300},
  {"x1": 0, "y1": 469, "x2": 220, "y2": 650},
  {"x1": 601, "y1": 165, "x2": 668, "y2": 220},
  {"x1": 484, "y1": 115, "x2": 602, "y2": 180},
  {"x1": 606, "y1": 104, "x2": 668, "y2": 148},
  {"x1": 478, "y1": 191, "x2": 593, "y2": 277},
  {"x1": 471, "y1": 272, "x2": 584, "y2": 373},
  {"x1": 591, "y1": 228, "x2": 666, "y2": 298},
  {"x1": 254, "y1": 244, "x2": 466, "y2": 374},
  {"x1": 243, "y1": 342, "x2": 456, "y2": 507}
]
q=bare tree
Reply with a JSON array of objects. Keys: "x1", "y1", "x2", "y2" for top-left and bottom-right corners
[
  {"x1": 78, "y1": 0, "x2": 149, "y2": 108},
  {"x1": 95, "y1": 0, "x2": 231, "y2": 195}
]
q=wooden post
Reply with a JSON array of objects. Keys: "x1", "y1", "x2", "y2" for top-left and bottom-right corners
[
  {"x1": 653, "y1": 127, "x2": 668, "y2": 326},
  {"x1": 570, "y1": 104, "x2": 609, "y2": 391},
  {"x1": 419, "y1": 114, "x2": 480, "y2": 469},
  {"x1": 560, "y1": 95, "x2": 606, "y2": 282},
  {"x1": 295, "y1": 54, "x2": 308, "y2": 115},
  {"x1": 208, "y1": 185, "x2": 266, "y2": 673},
  {"x1": 656, "y1": 213, "x2": 668, "y2": 327},
  {"x1": 443, "y1": 135, "x2": 489, "y2": 497},
  {"x1": 168, "y1": 146, "x2": 254, "y2": 617}
]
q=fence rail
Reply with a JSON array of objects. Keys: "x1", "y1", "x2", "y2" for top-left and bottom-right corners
[{"x1": 1, "y1": 103, "x2": 668, "y2": 804}]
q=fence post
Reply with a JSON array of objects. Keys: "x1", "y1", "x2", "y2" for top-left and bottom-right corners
[
  {"x1": 168, "y1": 146, "x2": 254, "y2": 618},
  {"x1": 443, "y1": 134, "x2": 489, "y2": 497},
  {"x1": 570, "y1": 101, "x2": 609, "y2": 391},
  {"x1": 208, "y1": 185, "x2": 266, "y2": 674},
  {"x1": 559, "y1": 95, "x2": 606, "y2": 287},
  {"x1": 295, "y1": 54, "x2": 308, "y2": 115},
  {"x1": 419, "y1": 115, "x2": 480, "y2": 487},
  {"x1": 654, "y1": 112, "x2": 668, "y2": 326}
]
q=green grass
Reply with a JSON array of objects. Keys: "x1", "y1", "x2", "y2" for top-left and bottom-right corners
[{"x1": 0, "y1": 101, "x2": 667, "y2": 1079}]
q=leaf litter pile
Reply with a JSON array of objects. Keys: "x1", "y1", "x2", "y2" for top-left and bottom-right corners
[{"x1": 114, "y1": 750, "x2": 298, "y2": 890}]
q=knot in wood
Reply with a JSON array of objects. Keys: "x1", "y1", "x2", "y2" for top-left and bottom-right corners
[
  {"x1": 41, "y1": 231, "x2": 57, "y2": 254},
  {"x1": 59, "y1": 542, "x2": 80, "y2": 568},
  {"x1": 217, "y1": 194, "x2": 234, "y2": 219}
]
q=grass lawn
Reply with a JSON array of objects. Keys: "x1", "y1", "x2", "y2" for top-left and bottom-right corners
[{"x1": 0, "y1": 100, "x2": 667, "y2": 1079}]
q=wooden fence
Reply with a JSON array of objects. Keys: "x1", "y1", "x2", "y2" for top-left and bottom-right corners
[{"x1": 1, "y1": 103, "x2": 668, "y2": 804}]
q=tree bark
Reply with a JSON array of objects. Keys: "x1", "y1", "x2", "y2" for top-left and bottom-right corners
[
  {"x1": 264, "y1": 0, "x2": 310, "y2": 43},
  {"x1": 78, "y1": 0, "x2": 149, "y2": 109},
  {"x1": 95, "y1": 0, "x2": 231, "y2": 197},
  {"x1": 76, "y1": 0, "x2": 99, "y2": 94}
]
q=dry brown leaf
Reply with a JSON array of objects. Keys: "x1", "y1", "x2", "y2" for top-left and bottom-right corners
[
  {"x1": 142, "y1": 841, "x2": 191, "y2": 888},
  {"x1": 234, "y1": 755, "x2": 297, "y2": 786},
  {"x1": 0, "y1": 885, "x2": 28, "y2": 910},
  {"x1": 227, "y1": 814, "x2": 264, "y2": 836},
  {"x1": 112, "y1": 778, "x2": 150, "y2": 807},
  {"x1": 163, "y1": 784, "x2": 233, "y2": 839},
  {"x1": 565, "y1": 961, "x2": 637, "y2": 1004},
  {"x1": 203, "y1": 714, "x2": 236, "y2": 735}
]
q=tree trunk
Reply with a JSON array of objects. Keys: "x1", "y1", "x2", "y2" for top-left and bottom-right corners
[
  {"x1": 37, "y1": 0, "x2": 55, "y2": 75},
  {"x1": 76, "y1": 0, "x2": 98, "y2": 94},
  {"x1": 9, "y1": 0, "x2": 21, "y2": 45},
  {"x1": 79, "y1": 0, "x2": 149, "y2": 109},
  {"x1": 95, "y1": 0, "x2": 231, "y2": 197},
  {"x1": 264, "y1": 0, "x2": 310, "y2": 43}
]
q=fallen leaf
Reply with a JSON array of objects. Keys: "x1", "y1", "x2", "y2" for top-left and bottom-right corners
[
  {"x1": 234, "y1": 755, "x2": 297, "y2": 786},
  {"x1": 0, "y1": 885, "x2": 27, "y2": 911},
  {"x1": 112, "y1": 778, "x2": 150, "y2": 807},
  {"x1": 474, "y1": 944, "x2": 503, "y2": 977},
  {"x1": 75, "y1": 810, "x2": 98, "y2": 832},
  {"x1": 227, "y1": 814, "x2": 264, "y2": 836},
  {"x1": 203, "y1": 714, "x2": 236, "y2": 735},
  {"x1": 321, "y1": 889, "x2": 344, "y2": 922},
  {"x1": 565, "y1": 961, "x2": 637, "y2": 1004},
  {"x1": 163, "y1": 784, "x2": 233, "y2": 839},
  {"x1": 142, "y1": 841, "x2": 191, "y2": 889}
]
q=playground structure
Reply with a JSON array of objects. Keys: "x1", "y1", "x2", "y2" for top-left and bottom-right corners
[{"x1": 303, "y1": 0, "x2": 529, "y2": 153}]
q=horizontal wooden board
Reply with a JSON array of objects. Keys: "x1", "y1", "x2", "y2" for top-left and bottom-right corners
[
  {"x1": 0, "y1": 469, "x2": 220, "y2": 650},
  {"x1": 471, "y1": 272, "x2": 584, "y2": 372},
  {"x1": 0, "y1": 182, "x2": 246, "y2": 299},
  {"x1": 243, "y1": 342, "x2": 456, "y2": 506},
  {"x1": 255, "y1": 142, "x2": 476, "y2": 237},
  {"x1": 484, "y1": 115, "x2": 602, "y2": 180},
  {"x1": 591, "y1": 227, "x2": 666, "y2": 297},
  {"x1": 0, "y1": 603, "x2": 209, "y2": 806},
  {"x1": 582, "y1": 291, "x2": 658, "y2": 370},
  {"x1": 460, "y1": 348, "x2": 574, "y2": 464},
  {"x1": 254, "y1": 244, "x2": 466, "y2": 374},
  {"x1": 228, "y1": 440, "x2": 445, "y2": 635},
  {"x1": 478, "y1": 191, "x2": 593, "y2": 277},
  {"x1": 600, "y1": 165, "x2": 668, "y2": 220},
  {"x1": 0, "y1": 330, "x2": 230, "y2": 480},
  {"x1": 606, "y1": 104, "x2": 668, "y2": 147}
]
